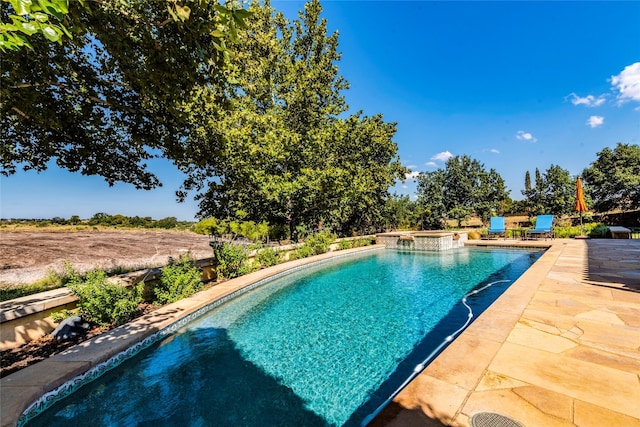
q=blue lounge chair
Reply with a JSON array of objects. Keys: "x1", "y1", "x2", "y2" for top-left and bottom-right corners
[
  {"x1": 487, "y1": 216, "x2": 506, "y2": 238},
  {"x1": 526, "y1": 215, "x2": 554, "y2": 240}
]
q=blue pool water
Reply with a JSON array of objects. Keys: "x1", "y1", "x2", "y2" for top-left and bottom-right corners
[{"x1": 25, "y1": 247, "x2": 542, "y2": 427}]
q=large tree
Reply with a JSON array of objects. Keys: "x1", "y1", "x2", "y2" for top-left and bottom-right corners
[
  {"x1": 183, "y1": 0, "x2": 405, "y2": 236},
  {"x1": 1, "y1": 0, "x2": 249, "y2": 189},
  {"x1": 416, "y1": 155, "x2": 508, "y2": 228},
  {"x1": 416, "y1": 169, "x2": 447, "y2": 229},
  {"x1": 583, "y1": 143, "x2": 640, "y2": 212},
  {"x1": 541, "y1": 164, "x2": 575, "y2": 217},
  {"x1": 522, "y1": 165, "x2": 576, "y2": 217}
]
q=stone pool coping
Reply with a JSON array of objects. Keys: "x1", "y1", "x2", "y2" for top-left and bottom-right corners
[{"x1": 373, "y1": 238, "x2": 640, "y2": 426}]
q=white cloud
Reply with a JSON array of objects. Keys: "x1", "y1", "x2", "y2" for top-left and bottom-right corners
[
  {"x1": 516, "y1": 130, "x2": 537, "y2": 142},
  {"x1": 490, "y1": 148, "x2": 500, "y2": 154},
  {"x1": 430, "y1": 151, "x2": 453, "y2": 162},
  {"x1": 586, "y1": 115, "x2": 604, "y2": 128},
  {"x1": 611, "y1": 62, "x2": 640, "y2": 103},
  {"x1": 405, "y1": 164, "x2": 417, "y2": 170},
  {"x1": 425, "y1": 161, "x2": 438, "y2": 168},
  {"x1": 405, "y1": 171, "x2": 420, "y2": 180},
  {"x1": 566, "y1": 92, "x2": 606, "y2": 107}
]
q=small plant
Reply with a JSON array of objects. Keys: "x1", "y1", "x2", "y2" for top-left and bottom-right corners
[
  {"x1": 354, "y1": 237, "x2": 375, "y2": 247},
  {"x1": 338, "y1": 240, "x2": 353, "y2": 250},
  {"x1": 239, "y1": 259, "x2": 260, "y2": 276},
  {"x1": 67, "y1": 269, "x2": 141, "y2": 327},
  {"x1": 256, "y1": 247, "x2": 279, "y2": 268},
  {"x1": 0, "y1": 263, "x2": 76, "y2": 302},
  {"x1": 301, "y1": 231, "x2": 337, "y2": 256},
  {"x1": 296, "y1": 245, "x2": 314, "y2": 259},
  {"x1": 588, "y1": 223, "x2": 609, "y2": 238},
  {"x1": 214, "y1": 242, "x2": 249, "y2": 279},
  {"x1": 553, "y1": 225, "x2": 582, "y2": 238},
  {"x1": 51, "y1": 308, "x2": 76, "y2": 323},
  {"x1": 153, "y1": 254, "x2": 203, "y2": 305}
]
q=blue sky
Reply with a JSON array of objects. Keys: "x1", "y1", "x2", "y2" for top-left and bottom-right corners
[{"x1": 1, "y1": 1, "x2": 639, "y2": 221}]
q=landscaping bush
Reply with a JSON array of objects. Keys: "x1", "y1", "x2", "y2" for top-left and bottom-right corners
[
  {"x1": 66, "y1": 269, "x2": 141, "y2": 327},
  {"x1": 153, "y1": 254, "x2": 203, "y2": 305},
  {"x1": 338, "y1": 240, "x2": 353, "y2": 250},
  {"x1": 256, "y1": 247, "x2": 279, "y2": 268},
  {"x1": 354, "y1": 237, "x2": 376, "y2": 247},
  {"x1": 213, "y1": 242, "x2": 250, "y2": 279},
  {"x1": 588, "y1": 223, "x2": 609, "y2": 238},
  {"x1": 553, "y1": 225, "x2": 581, "y2": 238},
  {"x1": 51, "y1": 308, "x2": 76, "y2": 323},
  {"x1": 296, "y1": 245, "x2": 314, "y2": 259},
  {"x1": 301, "y1": 231, "x2": 337, "y2": 256}
]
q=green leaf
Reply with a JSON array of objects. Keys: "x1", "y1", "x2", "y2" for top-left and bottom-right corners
[
  {"x1": 232, "y1": 14, "x2": 248, "y2": 30},
  {"x1": 228, "y1": 23, "x2": 237, "y2": 42},
  {"x1": 51, "y1": 0, "x2": 68, "y2": 14},
  {"x1": 41, "y1": 24, "x2": 62, "y2": 42},
  {"x1": 214, "y1": 4, "x2": 230, "y2": 14},
  {"x1": 30, "y1": 11, "x2": 49, "y2": 22},
  {"x1": 38, "y1": 0, "x2": 65, "y2": 21},
  {"x1": 210, "y1": 29, "x2": 224, "y2": 38},
  {"x1": 59, "y1": 22, "x2": 72, "y2": 39},
  {"x1": 17, "y1": 21, "x2": 39, "y2": 35},
  {"x1": 175, "y1": 4, "x2": 191, "y2": 21},
  {"x1": 10, "y1": 0, "x2": 33, "y2": 16},
  {"x1": 166, "y1": 5, "x2": 178, "y2": 22},
  {"x1": 232, "y1": 9, "x2": 252, "y2": 19}
]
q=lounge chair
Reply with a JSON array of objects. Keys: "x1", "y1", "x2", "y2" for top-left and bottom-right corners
[
  {"x1": 487, "y1": 216, "x2": 506, "y2": 238},
  {"x1": 526, "y1": 215, "x2": 554, "y2": 240}
]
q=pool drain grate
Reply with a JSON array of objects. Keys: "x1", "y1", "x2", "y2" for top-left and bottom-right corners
[{"x1": 471, "y1": 412, "x2": 524, "y2": 427}]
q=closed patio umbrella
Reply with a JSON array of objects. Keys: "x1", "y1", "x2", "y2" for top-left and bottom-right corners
[{"x1": 574, "y1": 177, "x2": 587, "y2": 236}]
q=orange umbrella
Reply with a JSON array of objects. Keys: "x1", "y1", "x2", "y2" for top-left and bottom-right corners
[{"x1": 575, "y1": 177, "x2": 587, "y2": 235}]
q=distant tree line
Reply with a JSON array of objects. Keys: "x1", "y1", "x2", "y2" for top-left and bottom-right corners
[
  {"x1": 2, "y1": 214, "x2": 193, "y2": 230},
  {"x1": 405, "y1": 142, "x2": 639, "y2": 230}
]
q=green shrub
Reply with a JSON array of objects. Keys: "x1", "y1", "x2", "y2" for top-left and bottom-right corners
[
  {"x1": 301, "y1": 231, "x2": 337, "y2": 256},
  {"x1": 588, "y1": 223, "x2": 609, "y2": 238},
  {"x1": 553, "y1": 225, "x2": 581, "y2": 238},
  {"x1": 239, "y1": 259, "x2": 260, "y2": 276},
  {"x1": 0, "y1": 266, "x2": 66, "y2": 302},
  {"x1": 67, "y1": 270, "x2": 141, "y2": 326},
  {"x1": 338, "y1": 240, "x2": 353, "y2": 250},
  {"x1": 51, "y1": 308, "x2": 76, "y2": 323},
  {"x1": 153, "y1": 255, "x2": 203, "y2": 305},
  {"x1": 256, "y1": 247, "x2": 279, "y2": 268},
  {"x1": 213, "y1": 242, "x2": 249, "y2": 279},
  {"x1": 296, "y1": 245, "x2": 314, "y2": 259},
  {"x1": 354, "y1": 237, "x2": 375, "y2": 247}
]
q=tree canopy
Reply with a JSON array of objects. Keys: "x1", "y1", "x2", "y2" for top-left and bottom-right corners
[
  {"x1": 416, "y1": 155, "x2": 508, "y2": 228},
  {"x1": 180, "y1": 0, "x2": 405, "y2": 236},
  {"x1": 1, "y1": 0, "x2": 250, "y2": 189},
  {"x1": 583, "y1": 143, "x2": 640, "y2": 212},
  {"x1": 521, "y1": 165, "x2": 577, "y2": 217}
]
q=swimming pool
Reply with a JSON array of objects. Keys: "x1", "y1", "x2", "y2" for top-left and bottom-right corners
[{"x1": 23, "y1": 247, "x2": 543, "y2": 427}]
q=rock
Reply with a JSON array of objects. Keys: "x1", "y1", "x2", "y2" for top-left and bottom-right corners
[{"x1": 51, "y1": 316, "x2": 91, "y2": 342}]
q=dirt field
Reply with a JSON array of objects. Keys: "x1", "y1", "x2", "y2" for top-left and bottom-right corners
[{"x1": 0, "y1": 230, "x2": 214, "y2": 287}]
